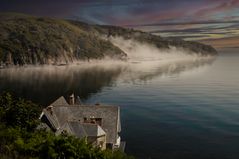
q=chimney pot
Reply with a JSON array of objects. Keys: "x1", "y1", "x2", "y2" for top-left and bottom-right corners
[{"x1": 69, "y1": 94, "x2": 75, "y2": 105}]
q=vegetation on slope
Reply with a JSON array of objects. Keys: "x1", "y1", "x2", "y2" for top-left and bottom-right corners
[
  {"x1": 0, "y1": 13, "x2": 126, "y2": 65},
  {"x1": 70, "y1": 22, "x2": 217, "y2": 56},
  {"x1": 0, "y1": 92, "x2": 133, "y2": 159},
  {"x1": 0, "y1": 12, "x2": 217, "y2": 66}
]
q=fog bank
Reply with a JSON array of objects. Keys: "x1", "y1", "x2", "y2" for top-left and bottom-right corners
[{"x1": 109, "y1": 36, "x2": 205, "y2": 63}]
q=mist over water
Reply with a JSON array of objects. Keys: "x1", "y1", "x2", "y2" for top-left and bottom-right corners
[
  {"x1": 0, "y1": 37, "x2": 215, "y2": 105},
  {"x1": 109, "y1": 36, "x2": 205, "y2": 62},
  {"x1": 0, "y1": 48, "x2": 215, "y2": 106}
]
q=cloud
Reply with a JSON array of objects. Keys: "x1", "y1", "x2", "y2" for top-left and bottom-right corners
[
  {"x1": 200, "y1": 36, "x2": 239, "y2": 48},
  {"x1": 1, "y1": 0, "x2": 239, "y2": 48},
  {"x1": 128, "y1": 20, "x2": 239, "y2": 43},
  {"x1": 194, "y1": 0, "x2": 239, "y2": 18},
  {"x1": 124, "y1": 20, "x2": 239, "y2": 27},
  {"x1": 0, "y1": 0, "x2": 79, "y2": 17}
]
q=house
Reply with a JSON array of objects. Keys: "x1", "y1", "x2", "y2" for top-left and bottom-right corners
[{"x1": 39, "y1": 94, "x2": 122, "y2": 150}]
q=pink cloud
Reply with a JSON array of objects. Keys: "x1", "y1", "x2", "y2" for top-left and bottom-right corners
[
  {"x1": 112, "y1": 7, "x2": 190, "y2": 26},
  {"x1": 195, "y1": 0, "x2": 239, "y2": 18},
  {"x1": 102, "y1": 0, "x2": 239, "y2": 28}
]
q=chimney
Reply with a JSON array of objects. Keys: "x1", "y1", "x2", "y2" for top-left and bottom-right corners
[
  {"x1": 95, "y1": 102, "x2": 100, "y2": 106},
  {"x1": 69, "y1": 94, "x2": 75, "y2": 105},
  {"x1": 46, "y1": 105, "x2": 53, "y2": 115}
]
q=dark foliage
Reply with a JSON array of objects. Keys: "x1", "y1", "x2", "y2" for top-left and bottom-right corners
[
  {"x1": 0, "y1": 92, "x2": 41, "y2": 131},
  {"x1": 0, "y1": 13, "x2": 126, "y2": 65}
]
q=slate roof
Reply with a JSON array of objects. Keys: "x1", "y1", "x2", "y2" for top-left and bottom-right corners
[
  {"x1": 50, "y1": 96, "x2": 69, "y2": 106},
  {"x1": 42, "y1": 96, "x2": 121, "y2": 144},
  {"x1": 56, "y1": 121, "x2": 87, "y2": 138},
  {"x1": 81, "y1": 123, "x2": 106, "y2": 137},
  {"x1": 56, "y1": 122, "x2": 106, "y2": 138}
]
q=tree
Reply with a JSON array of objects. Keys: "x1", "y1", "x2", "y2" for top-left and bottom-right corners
[{"x1": 0, "y1": 92, "x2": 41, "y2": 131}]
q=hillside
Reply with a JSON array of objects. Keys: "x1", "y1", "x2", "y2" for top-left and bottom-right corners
[
  {"x1": 70, "y1": 21, "x2": 217, "y2": 56},
  {"x1": 0, "y1": 13, "x2": 126, "y2": 65},
  {"x1": 0, "y1": 13, "x2": 217, "y2": 66}
]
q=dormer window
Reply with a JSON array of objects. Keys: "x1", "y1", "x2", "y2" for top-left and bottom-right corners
[{"x1": 84, "y1": 117, "x2": 102, "y2": 126}]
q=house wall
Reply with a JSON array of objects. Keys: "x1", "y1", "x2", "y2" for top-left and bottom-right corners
[
  {"x1": 87, "y1": 135, "x2": 106, "y2": 150},
  {"x1": 97, "y1": 135, "x2": 106, "y2": 150}
]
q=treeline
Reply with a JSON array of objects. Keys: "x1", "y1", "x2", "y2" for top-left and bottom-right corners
[{"x1": 0, "y1": 92, "x2": 134, "y2": 159}]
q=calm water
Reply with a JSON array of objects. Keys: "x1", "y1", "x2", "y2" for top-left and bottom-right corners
[{"x1": 0, "y1": 51, "x2": 239, "y2": 159}]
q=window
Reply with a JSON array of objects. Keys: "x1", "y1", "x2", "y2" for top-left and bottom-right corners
[{"x1": 84, "y1": 117, "x2": 102, "y2": 126}]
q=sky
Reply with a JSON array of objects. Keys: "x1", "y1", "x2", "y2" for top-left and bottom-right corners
[{"x1": 1, "y1": 0, "x2": 239, "y2": 48}]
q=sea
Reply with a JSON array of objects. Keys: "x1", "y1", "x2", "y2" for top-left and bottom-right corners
[{"x1": 0, "y1": 49, "x2": 239, "y2": 159}]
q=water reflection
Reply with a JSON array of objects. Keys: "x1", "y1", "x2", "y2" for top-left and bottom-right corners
[
  {"x1": 0, "y1": 57, "x2": 215, "y2": 106},
  {"x1": 0, "y1": 65, "x2": 124, "y2": 105},
  {"x1": 123, "y1": 57, "x2": 216, "y2": 83}
]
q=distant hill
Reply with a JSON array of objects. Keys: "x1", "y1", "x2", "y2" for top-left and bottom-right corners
[
  {"x1": 71, "y1": 21, "x2": 217, "y2": 56},
  {"x1": 0, "y1": 13, "x2": 217, "y2": 66}
]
